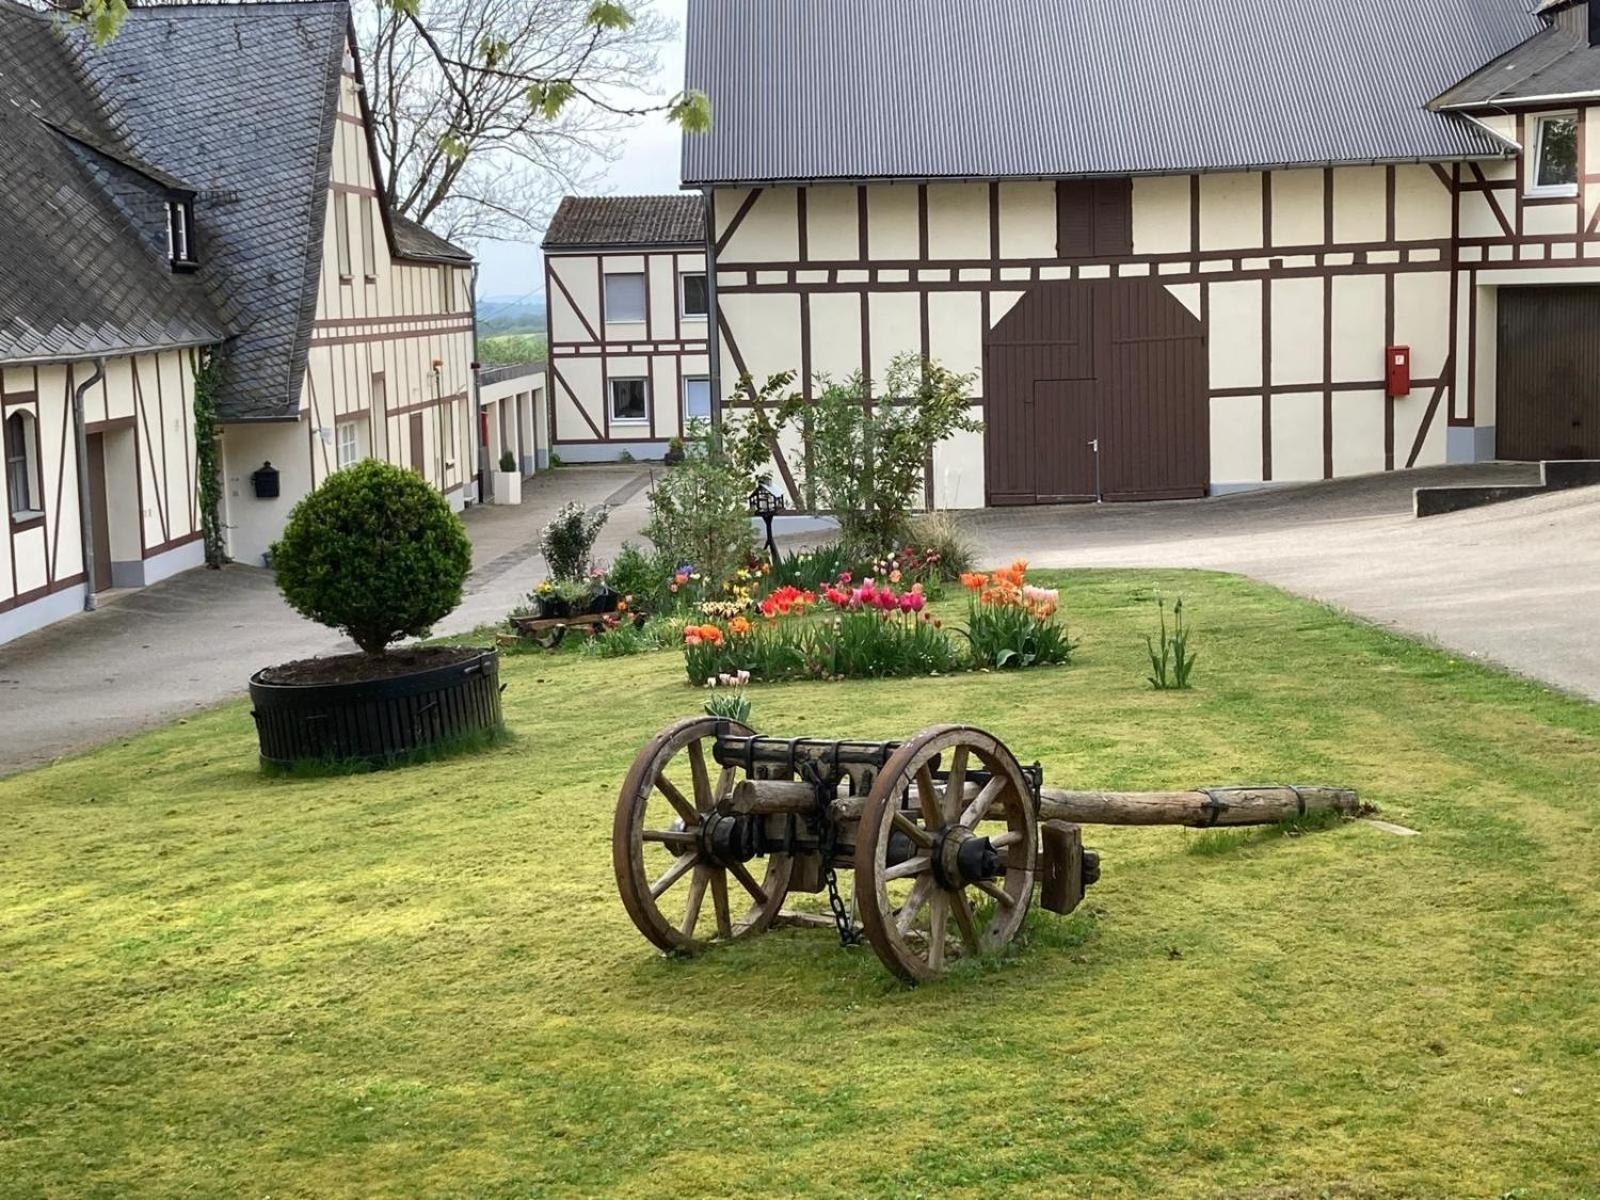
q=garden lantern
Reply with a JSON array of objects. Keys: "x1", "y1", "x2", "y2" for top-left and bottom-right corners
[{"x1": 747, "y1": 482, "x2": 786, "y2": 561}]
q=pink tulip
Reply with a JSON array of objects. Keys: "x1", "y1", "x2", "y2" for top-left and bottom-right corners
[
  {"x1": 898, "y1": 594, "x2": 914, "y2": 613},
  {"x1": 908, "y1": 591, "x2": 926, "y2": 612}
]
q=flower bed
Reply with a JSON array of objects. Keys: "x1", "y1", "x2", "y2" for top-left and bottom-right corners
[{"x1": 680, "y1": 561, "x2": 1075, "y2": 686}]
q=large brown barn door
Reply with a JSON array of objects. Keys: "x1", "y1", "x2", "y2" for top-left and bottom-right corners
[
  {"x1": 1497, "y1": 286, "x2": 1600, "y2": 461},
  {"x1": 984, "y1": 280, "x2": 1208, "y2": 505}
]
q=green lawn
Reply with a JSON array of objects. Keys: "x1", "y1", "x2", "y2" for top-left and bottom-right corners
[{"x1": 4, "y1": 570, "x2": 1599, "y2": 1199}]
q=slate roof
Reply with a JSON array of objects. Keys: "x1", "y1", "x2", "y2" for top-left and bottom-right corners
[
  {"x1": 394, "y1": 213, "x2": 474, "y2": 263},
  {"x1": 0, "y1": 2, "x2": 225, "y2": 364},
  {"x1": 2, "y1": 1, "x2": 474, "y2": 419},
  {"x1": 1434, "y1": 1, "x2": 1600, "y2": 108},
  {"x1": 681, "y1": 0, "x2": 1544, "y2": 185},
  {"x1": 64, "y1": 1, "x2": 350, "y2": 420},
  {"x1": 542, "y1": 195, "x2": 705, "y2": 249}
]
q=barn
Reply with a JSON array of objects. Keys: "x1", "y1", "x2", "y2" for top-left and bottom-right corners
[{"x1": 676, "y1": 0, "x2": 1600, "y2": 506}]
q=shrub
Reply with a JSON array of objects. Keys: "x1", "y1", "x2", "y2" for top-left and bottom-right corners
[
  {"x1": 498, "y1": 449, "x2": 517, "y2": 472},
  {"x1": 540, "y1": 501, "x2": 607, "y2": 581},
  {"x1": 604, "y1": 541, "x2": 668, "y2": 612},
  {"x1": 579, "y1": 618, "x2": 666, "y2": 659},
  {"x1": 271, "y1": 459, "x2": 472, "y2": 655},
  {"x1": 642, "y1": 431, "x2": 754, "y2": 593},
  {"x1": 906, "y1": 511, "x2": 975, "y2": 580},
  {"x1": 960, "y1": 561, "x2": 1076, "y2": 670},
  {"x1": 1147, "y1": 595, "x2": 1197, "y2": 690},
  {"x1": 735, "y1": 355, "x2": 981, "y2": 556}
]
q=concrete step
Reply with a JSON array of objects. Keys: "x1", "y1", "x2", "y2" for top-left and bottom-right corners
[{"x1": 1415, "y1": 460, "x2": 1600, "y2": 518}]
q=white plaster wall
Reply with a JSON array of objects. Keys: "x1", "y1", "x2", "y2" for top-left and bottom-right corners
[
  {"x1": 1331, "y1": 391, "x2": 1387, "y2": 475},
  {"x1": 926, "y1": 184, "x2": 991, "y2": 259},
  {"x1": 1330, "y1": 275, "x2": 1386, "y2": 383},
  {"x1": 1199, "y1": 172, "x2": 1264, "y2": 252},
  {"x1": 1208, "y1": 281, "x2": 1263, "y2": 389},
  {"x1": 1210, "y1": 395, "x2": 1263, "y2": 483},
  {"x1": 1271, "y1": 392, "x2": 1325, "y2": 481},
  {"x1": 1133, "y1": 175, "x2": 1191, "y2": 255}
]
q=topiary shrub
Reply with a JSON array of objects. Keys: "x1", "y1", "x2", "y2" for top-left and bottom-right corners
[{"x1": 271, "y1": 460, "x2": 473, "y2": 655}]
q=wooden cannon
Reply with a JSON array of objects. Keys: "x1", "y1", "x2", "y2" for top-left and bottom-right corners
[{"x1": 613, "y1": 719, "x2": 1362, "y2": 983}]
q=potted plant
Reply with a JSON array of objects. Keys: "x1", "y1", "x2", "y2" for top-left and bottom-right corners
[
  {"x1": 531, "y1": 577, "x2": 591, "y2": 619},
  {"x1": 663, "y1": 435, "x2": 686, "y2": 465},
  {"x1": 248, "y1": 461, "x2": 500, "y2": 767},
  {"x1": 493, "y1": 448, "x2": 521, "y2": 506}
]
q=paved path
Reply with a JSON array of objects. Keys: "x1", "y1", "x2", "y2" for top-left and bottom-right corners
[
  {"x1": 0, "y1": 465, "x2": 653, "y2": 778},
  {"x1": 963, "y1": 464, "x2": 1600, "y2": 703}
]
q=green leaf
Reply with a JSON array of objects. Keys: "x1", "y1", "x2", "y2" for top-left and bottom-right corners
[
  {"x1": 529, "y1": 80, "x2": 577, "y2": 120},
  {"x1": 381, "y1": 0, "x2": 421, "y2": 15},
  {"x1": 669, "y1": 89, "x2": 713, "y2": 134},
  {"x1": 438, "y1": 133, "x2": 469, "y2": 160},
  {"x1": 586, "y1": 1, "x2": 634, "y2": 30},
  {"x1": 479, "y1": 36, "x2": 510, "y2": 68}
]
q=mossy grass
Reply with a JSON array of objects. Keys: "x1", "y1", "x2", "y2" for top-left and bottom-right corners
[
  {"x1": 258, "y1": 724, "x2": 514, "y2": 778},
  {"x1": 4, "y1": 569, "x2": 1600, "y2": 1198}
]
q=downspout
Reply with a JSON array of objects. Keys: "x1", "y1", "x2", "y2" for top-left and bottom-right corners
[
  {"x1": 469, "y1": 261, "x2": 483, "y2": 503},
  {"x1": 702, "y1": 186, "x2": 722, "y2": 426},
  {"x1": 72, "y1": 356, "x2": 106, "y2": 612}
]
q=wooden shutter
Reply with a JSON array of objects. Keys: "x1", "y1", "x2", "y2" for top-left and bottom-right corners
[
  {"x1": 1055, "y1": 178, "x2": 1132, "y2": 259},
  {"x1": 1056, "y1": 180, "x2": 1094, "y2": 258},
  {"x1": 1091, "y1": 178, "x2": 1133, "y2": 256}
]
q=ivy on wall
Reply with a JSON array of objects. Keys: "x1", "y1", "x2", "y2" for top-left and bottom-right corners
[{"x1": 192, "y1": 350, "x2": 227, "y2": 568}]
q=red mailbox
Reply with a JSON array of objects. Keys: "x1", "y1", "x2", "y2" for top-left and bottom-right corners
[{"x1": 1386, "y1": 345, "x2": 1411, "y2": 398}]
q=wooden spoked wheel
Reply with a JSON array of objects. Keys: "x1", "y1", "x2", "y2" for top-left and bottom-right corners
[
  {"x1": 854, "y1": 725, "x2": 1038, "y2": 983},
  {"x1": 613, "y1": 716, "x2": 793, "y2": 954}
]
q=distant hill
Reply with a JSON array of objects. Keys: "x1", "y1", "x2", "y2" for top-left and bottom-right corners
[{"x1": 477, "y1": 294, "x2": 546, "y2": 338}]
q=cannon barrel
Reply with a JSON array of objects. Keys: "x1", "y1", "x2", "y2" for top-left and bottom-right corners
[{"x1": 726, "y1": 779, "x2": 1362, "y2": 828}]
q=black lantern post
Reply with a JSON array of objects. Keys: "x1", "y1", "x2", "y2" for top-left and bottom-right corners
[{"x1": 747, "y1": 481, "x2": 786, "y2": 563}]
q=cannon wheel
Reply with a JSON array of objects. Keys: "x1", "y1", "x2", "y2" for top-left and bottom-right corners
[
  {"x1": 613, "y1": 716, "x2": 793, "y2": 954},
  {"x1": 854, "y1": 725, "x2": 1038, "y2": 983}
]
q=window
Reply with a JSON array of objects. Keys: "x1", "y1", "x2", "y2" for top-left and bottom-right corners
[
  {"x1": 334, "y1": 194, "x2": 352, "y2": 277},
  {"x1": 5, "y1": 409, "x2": 42, "y2": 519},
  {"x1": 1531, "y1": 115, "x2": 1579, "y2": 195},
  {"x1": 166, "y1": 198, "x2": 197, "y2": 268},
  {"x1": 336, "y1": 420, "x2": 360, "y2": 469},
  {"x1": 360, "y1": 199, "x2": 377, "y2": 279},
  {"x1": 680, "y1": 272, "x2": 709, "y2": 319},
  {"x1": 610, "y1": 377, "x2": 649, "y2": 424},
  {"x1": 682, "y1": 376, "x2": 712, "y2": 424},
  {"x1": 604, "y1": 272, "x2": 646, "y2": 323}
]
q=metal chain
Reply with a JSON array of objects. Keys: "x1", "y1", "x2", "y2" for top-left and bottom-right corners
[{"x1": 804, "y1": 760, "x2": 859, "y2": 948}]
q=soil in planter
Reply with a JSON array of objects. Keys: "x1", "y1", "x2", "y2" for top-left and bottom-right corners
[{"x1": 256, "y1": 645, "x2": 483, "y2": 686}]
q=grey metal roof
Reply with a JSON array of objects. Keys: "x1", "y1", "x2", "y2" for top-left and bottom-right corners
[
  {"x1": 542, "y1": 195, "x2": 705, "y2": 249},
  {"x1": 0, "y1": 2, "x2": 225, "y2": 364},
  {"x1": 478, "y1": 362, "x2": 546, "y2": 387},
  {"x1": 1435, "y1": 3, "x2": 1600, "y2": 108},
  {"x1": 682, "y1": 0, "x2": 1544, "y2": 186},
  {"x1": 66, "y1": 1, "x2": 350, "y2": 420}
]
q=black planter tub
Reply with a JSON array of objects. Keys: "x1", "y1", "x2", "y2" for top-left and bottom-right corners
[{"x1": 249, "y1": 647, "x2": 502, "y2": 766}]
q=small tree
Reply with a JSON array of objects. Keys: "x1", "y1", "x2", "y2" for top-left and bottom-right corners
[
  {"x1": 642, "y1": 426, "x2": 755, "y2": 589},
  {"x1": 539, "y1": 500, "x2": 607, "y2": 581},
  {"x1": 272, "y1": 460, "x2": 473, "y2": 655}
]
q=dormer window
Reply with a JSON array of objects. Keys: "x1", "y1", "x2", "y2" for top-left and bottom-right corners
[
  {"x1": 167, "y1": 197, "x2": 198, "y2": 269},
  {"x1": 1530, "y1": 115, "x2": 1579, "y2": 197}
]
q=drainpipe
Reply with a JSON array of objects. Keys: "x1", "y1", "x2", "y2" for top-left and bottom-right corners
[
  {"x1": 72, "y1": 357, "x2": 106, "y2": 611},
  {"x1": 469, "y1": 261, "x2": 483, "y2": 504},
  {"x1": 702, "y1": 186, "x2": 722, "y2": 426}
]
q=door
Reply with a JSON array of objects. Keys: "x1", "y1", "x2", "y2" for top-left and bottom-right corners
[
  {"x1": 85, "y1": 432, "x2": 112, "y2": 591},
  {"x1": 984, "y1": 279, "x2": 1208, "y2": 504},
  {"x1": 1031, "y1": 380, "x2": 1100, "y2": 502},
  {"x1": 409, "y1": 412, "x2": 426, "y2": 477},
  {"x1": 1497, "y1": 286, "x2": 1600, "y2": 461}
]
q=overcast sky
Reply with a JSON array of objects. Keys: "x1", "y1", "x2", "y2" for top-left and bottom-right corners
[{"x1": 474, "y1": 0, "x2": 689, "y2": 299}]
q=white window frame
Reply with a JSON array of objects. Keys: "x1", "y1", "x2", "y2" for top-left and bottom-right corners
[
  {"x1": 5, "y1": 408, "x2": 43, "y2": 520},
  {"x1": 335, "y1": 420, "x2": 360, "y2": 469},
  {"x1": 679, "y1": 271, "x2": 709, "y2": 320},
  {"x1": 682, "y1": 375, "x2": 712, "y2": 425},
  {"x1": 603, "y1": 272, "x2": 646, "y2": 323},
  {"x1": 1529, "y1": 113, "x2": 1580, "y2": 198},
  {"x1": 334, "y1": 194, "x2": 353, "y2": 278},
  {"x1": 609, "y1": 377, "x2": 650, "y2": 426},
  {"x1": 167, "y1": 199, "x2": 196, "y2": 268},
  {"x1": 360, "y1": 199, "x2": 378, "y2": 280}
]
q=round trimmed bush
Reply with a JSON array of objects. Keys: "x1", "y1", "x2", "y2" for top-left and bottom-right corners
[{"x1": 272, "y1": 460, "x2": 473, "y2": 655}]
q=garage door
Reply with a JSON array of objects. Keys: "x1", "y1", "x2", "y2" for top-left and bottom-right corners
[
  {"x1": 1497, "y1": 286, "x2": 1600, "y2": 461},
  {"x1": 984, "y1": 280, "x2": 1208, "y2": 504}
]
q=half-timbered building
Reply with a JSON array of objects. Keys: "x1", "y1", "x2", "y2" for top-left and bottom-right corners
[
  {"x1": 679, "y1": 0, "x2": 1600, "y2": 507},
  {"x1": 0, "y1": 0, "x2": 474, "y2": 642},
  {"x1": 541, "y1": 196, "x2": 712, "y2": 461}
]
